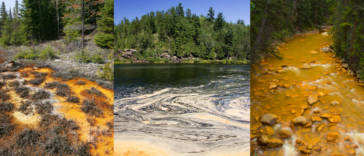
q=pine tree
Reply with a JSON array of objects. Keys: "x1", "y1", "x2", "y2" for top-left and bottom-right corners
[
  {"x1": 214, "y1": 12, "x2": 224, "y2": 31},
  {"x1": 186, "y1": 8, "x2": 191, "y2": 19},
  {"x1": 207, "y1": 7, "x2": 214, "y2": 22},
  {"x1": 95, "y1": 0, "x2": 114, "y2": 48}
]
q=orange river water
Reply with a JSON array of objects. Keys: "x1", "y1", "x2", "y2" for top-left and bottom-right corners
[{"x1": 251, "y1": 32, "x2": 364, "y2": 155}]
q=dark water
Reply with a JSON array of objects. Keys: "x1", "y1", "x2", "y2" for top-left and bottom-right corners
[
  {"x1": 114, "y1": 64, "x2": 250, "y2": 99},
  {"x1": 114, "y1": 63, "x2": 251, "y2": 154}
]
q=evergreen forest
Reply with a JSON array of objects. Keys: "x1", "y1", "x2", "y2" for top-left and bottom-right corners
[
  {"x1": 251, "y1": 0, "x2": 364, "y2": 78},
  {"x1": 250, "y1": 0, "x2": 336, "y2": 64},
  {"x1": 0, "y1": 0, "x2": 114, "y2": 48},
  {"x1": 115, "y1": 3, "x2": 249, "y2": 63}
]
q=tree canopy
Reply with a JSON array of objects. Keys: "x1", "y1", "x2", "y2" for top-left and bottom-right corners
[{"x1": 115, "y1": 3, "x2": 249, "y2": 60}]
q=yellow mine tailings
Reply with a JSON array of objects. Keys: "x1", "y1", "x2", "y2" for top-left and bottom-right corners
[{"x1": 14, "y1": 67, "x2": 114, "y2": 155}]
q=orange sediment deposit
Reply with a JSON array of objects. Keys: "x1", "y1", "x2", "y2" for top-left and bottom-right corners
[
  {"x1": 0, "y1": 66, "x2": 114, "y2": 155},
  {"x1": 251, "y1": 32, "x2": 364, "y2": 155}
]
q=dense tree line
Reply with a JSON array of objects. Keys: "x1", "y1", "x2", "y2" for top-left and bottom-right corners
[
  {"x1": 115, "y1": 3, "x2": 249, "y2": 60},
  {"x1": 251, "y1": 0, "x2": 336, "y2": 65},
  {"x1": 0, "y1": 0, "x2": 113, "y2": 48},
  {"x1": 331, "y1": 0, "x2": 364, "y2": 78}
]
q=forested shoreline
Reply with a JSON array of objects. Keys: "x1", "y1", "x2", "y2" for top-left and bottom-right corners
[
  {"x1": 331, "y1": 1, "x2": 364, "y2": 79},
  {"x1": 0, "y1": 0, "x2": 114, "y2": 81},
  {"x1": 251, "y1": 0, "x2": 364, "y2": 79},
  {"x1": 250, "y1": 0, "x2": 335, "y2": 65},
  {"x1": 115, "y1": 3, "x2": 249, "y2": 64}
]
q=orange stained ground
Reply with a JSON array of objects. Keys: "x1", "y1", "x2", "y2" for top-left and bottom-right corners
[
  {"x1": 251, "y1": 32, "x2": 364, "y2": 155},
  {"x1": 15, "y1": 67, "x2": 114, "y2": 155}
]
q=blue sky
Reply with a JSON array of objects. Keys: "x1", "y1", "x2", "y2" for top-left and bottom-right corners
[
  {"x1": 1, "y1": 0, "x2": 15, "y2": 11},
  {"x1": 115, "y1": 0, "x2": 250, "y2": 25}
]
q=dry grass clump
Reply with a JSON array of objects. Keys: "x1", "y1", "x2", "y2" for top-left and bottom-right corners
[
  {"x1": 0, "y1": 102, "x2": 14, "y2": 112},
  {"x1": 0, "y1": 82, "x2": 4, "y2": 89},
  {"x1": 87, "y1": 117, "x2": 96, "y2": 126},
  {"x1": 0, "y1": 113, "x2": 15, "y2": 137},
  {"x1": 35, "y1": 101, "x2": 53, "y2": 114},
  {"x1": 76, "y1": 80, "x2": 86, "y2": 85},
  {"x1": 66, "y1": 96, "x2": 79, "y2": 103},
  {"x1": 86, "y1": 87, "x2": 105, "y2": 97},
  {"x1": 15, "y1": 86, "x2": 30, "y2": 98},
  {"x1": 16, "y1": 129, "x2": 40, "y2": 147},
  {"x1": 0, "y1": 90, "x2": 10, "y2": 101},
  {"x1": 45, "y1": 81, "x2": 71, "y2": 97},
  {"x1": 2, "y1": 73, "x2": 16, "y2": 80},
  {"x1": 81, "y1": 99, "x2": 103, "y2": 117},
  {"x1": 27, "y1": 77, "x2": 46, "y2": 85},
  {"x1": 9, "y1": 80, "x2": 20, "y2": 87},
  {"x1": 35, "y1": 72, "x2": 47, "y2": 78},
  {"x1": 17, "y1": 101, "x2": 32, "y2": 115},
  {"x1": 31, "y1": 90, "x2": 50, "y2": 100}
]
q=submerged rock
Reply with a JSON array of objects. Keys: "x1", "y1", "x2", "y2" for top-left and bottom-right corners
[
  {"x1": 293, "y1": 116, "x2": 307, "y2": 125},
  {"x1": 267, "y1": 138, "x2": 283, "y2": 148},
  {"x1": 321, "y1": 47, "x2": 331, "y2": 53},
  {"x1": 269, "y1": 82, "x2": 277, "y2": 89},
  {"x1": 308, "y1": 95, "x2": 318, "y2": 104},
  {"x1": 277, "y1": 130, "x2": 291, "y2": 139},
  {"x1": 327, "y1": 132, "x2": 339, "y2": 143},
  {"x1": 257, "y1": 133, "x2": 269, "y2": 145},
  {"x1": 321, "y1": 113, "x2": 332, "y2": 118},
  {"x1": 301, "y1": 63, "x2": 312, "y2": 69},
  {"x1": 261, "y1": 114, "x2": 279, "y2": 125},
  {"x1": 331, "y1": 101, "x2": 340, "y2": 106}
]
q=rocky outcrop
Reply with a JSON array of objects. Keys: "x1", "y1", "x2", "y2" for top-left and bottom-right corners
[
  {"x1": 171, "y1": 56, "x2": 181, "y2": 63},
  {"x1": 121, "y1": 49, "x2": 137, "y2": 59}
]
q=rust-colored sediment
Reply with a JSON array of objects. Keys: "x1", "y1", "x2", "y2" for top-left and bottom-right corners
[
  {"x1": 3, "y1": 67, "x2": 114, "y2": 155},
  {"x1": 251, "y1": 32, "x2": 364, "y2": 155}
]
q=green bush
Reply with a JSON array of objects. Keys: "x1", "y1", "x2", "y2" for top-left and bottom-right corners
[
  {"x1": 94, "y1": 33, "x2": 114, "y2": 48},
  {"x1": 63, "y1": 28, "x2": 79, "y2": 45},
  {"x1": 39, "y1": 46, "x2": 56, "y2": 60},
  {"x1": 13, "y1": 49, "x2": 39, "y2": 60},
  {"x1": 91, "y1": 53, "x2": 104, "y2": 64},
  {"x1": 97, "y1": 62, "x2": 113, "y2": 81},
  {"x1": 75, "y1": 50, "x2": 91, "y2": 63}
]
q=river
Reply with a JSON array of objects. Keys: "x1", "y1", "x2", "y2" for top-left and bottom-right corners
[
  {"x1": 114, "y1": 64, "x2": 250, "y2": 156},
  {"x1": 251, "y1": 32, "x2": 363, "y2": 155}
]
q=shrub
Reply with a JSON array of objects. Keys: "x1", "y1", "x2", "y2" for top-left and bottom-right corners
[
  {"x1": 35, "y1": 101, "x2": 53, "y2": 114},
  {"x1": 75, "y1": 49, "x2": 91, "y2": 63},
  {"x1": 91, "y1": 53, "x2": 104, "y2": 64},
  {"x1": 0, "y1": 91, "x2": 10, "y2": 101},
  {"x1": 16, "y1": 129, "x2": 40, "y2": 147},
  {"x1": 15, "y1": 86, "x2": 30, "y2": 98},
  {"x1": 97, "y1": 62, "x2": 113, "y2": 81},
  {"x1": 18, "y1": 101, "x2": 32, "y2": 115},
  {"x1": 13, "y1": 48, "x2": 39, "y2": 60},
  {"x1": 31, "y1": 90, "x2": 50, "y2": 100},
  {"x1": 66, "y1": 96, "x2": 79, "y2": 103},
  {"x1": 0, "y1": 102, "x2": 14, "y2": 112},
  {"x1": 81, "y1": 100, "x2": 103, "y2": 117},
  {"x1": 39, "y1": 46, "x2": 57, "y2": 60},
  {"x1": 94, "y1": 33, "x2": 114, "y2": 48}
]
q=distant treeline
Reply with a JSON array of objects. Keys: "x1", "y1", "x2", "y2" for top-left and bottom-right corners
[
  {"x1": 0, "y1": 0, "x2": 113, "y2": 48},
  {"x1": 250, "y1": 0, "x2": 336, "y2": 64},
  {"x1": 115, "y1": 3, "x2": 249, "y2": 60}
]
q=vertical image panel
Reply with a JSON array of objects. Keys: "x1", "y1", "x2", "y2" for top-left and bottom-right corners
[
  {"x1": 0, "y1": 0, "x2": 114, "y2": 155},
  {"x1": 250, "y1": 0, "x2": 363, "y2": 155},
  {"x1": 114, "y1": 0, "x2": 250, "y2": 155}
]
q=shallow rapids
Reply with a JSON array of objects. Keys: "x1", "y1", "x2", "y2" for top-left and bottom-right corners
[
  {"x1": 251, "y1": 32, "x2": 364, "y2": 155},
  {"x1": 114, "y1": 64, "x2": 250, "y2": 155}
]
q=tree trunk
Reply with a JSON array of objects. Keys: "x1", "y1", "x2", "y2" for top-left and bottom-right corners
[
  {"x1": 56, "y1": 0, "x2": 59, "y2": 37},
  {"x1": 252, "y1": 0, "x2": 270, "y2": 64},
  {"x1": 82, "y1": 0, "x2": 85, "y2": 49}
]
